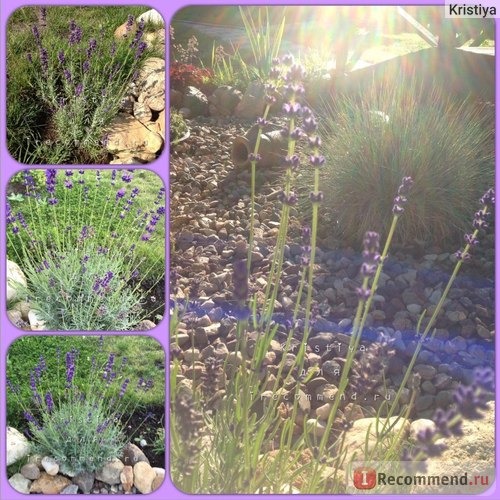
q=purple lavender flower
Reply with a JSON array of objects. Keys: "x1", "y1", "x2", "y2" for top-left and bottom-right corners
[
  {"x1": 309, "y1": 191, "x2": 324, "y2": 203},
  {"x1": 58, "y1": 50, "x2": 65, "y2": 64},
  {"x1": 86, "y1": 38, "x2": 97, "y2": 58},
  {"x1": 393, "y1": 176, "x2": 414, "y2": 214},
  {"x1": 302, "y1": 116, "x2": 318, "y2": 134},
  {"x1": 40, "y1": 7, "x2": 47, "y2": 24},
  {"x1": 248, "y1": 153, "x2": 261, "y2": 163},
  {"x1": 464, "y1": 233, "x2": 478, "y2": 246},
  {"x1": 32, "y1": 25, "x2": 41, "y2": 46},
  {"x1": 121, "y1": 172, "x2": 133, "y2": 183},
  {"x1": 289, "y1": 127, "x2": 303, "y2": 141},
  {"x1": 103, "y1": 353, "x2": 115, "y2": 383},
  {"x1": 126, "y1": 14, "x2": 134, "y2": 31},
  {"x1": 119, "y1": 378, "x2": 130, "y2": 398},
  {"x1": 135, "y1": 41, "x2": 147, "y2": 59},
  {"x1": 130, "y1": 19, "x2": 145, "y2": 48},
  {"x1": 454, "y1": 250, "x2": 471, "y2": 262},
  {"x1": 141, "y1": 233, "x2": 151, "y2": 241},
  {"x1": 75, "y1": 83, "x2": 83, "y2": 97},
  {"x1": 308, "y1": 135, "x2": 321, "y2": 149},
  {"x1": 40, "y1": 47, "x2": 49, "y2": 74},
  {"x1": 282, "y1": 101, "x2": 301, "y2": 117},
  {"x1": 65, "y1": 351, "x2": 75, "y2": 388},
  {"x1": 480, "y1": 187, "x2": 495, "y2": 206},
  {"x1": 45, "y1": 392, "x2": 54, "y2": 412},
  {"x1": 83, "y1": 60, "x2": 90, "y2": 73},
  {"x1": 24, "y1": 411, "x2": 41, "y2": 430},
  {"x1": 69, "y1": 20, "x2": 83, "y2": 45},
  {"x1": 64, "y1": 179, "x2": 73, "y2": 189},
  {"x1": 309, "y1": 153, "x2": 325, "y2": 167},
  {"x1": 286, "y1": 63, "x2": 306, "y2": 83},
  {"x1": 7, "y1": 378, "x2": 20, "y2": 394},
  {"x1": 277, "y1": 190, "x2": 298, "y2": 206},
  {"x1": 45, "y1": 168, "x2": 57, "y2": 194},
  {"x1": 63, "y1": 69, "x2": 72, "y2": 82},
  {"x1": 96, "y1": 419, "x2": 111, "y2": 434},
  {"x1": 116, "y1": 187, "x2": 126, "y2": 201}
]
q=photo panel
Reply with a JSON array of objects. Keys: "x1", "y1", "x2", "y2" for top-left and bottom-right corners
[
  {"x1": 6, "y1": 335, "x2": 165, "y2": 494},
  {"x1": 168, "y1": 4, "x2": 496, "y2": 495}
]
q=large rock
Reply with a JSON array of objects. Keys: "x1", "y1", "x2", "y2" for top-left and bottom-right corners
[
  {"x1": 120, "y1": 465, "x2": 134, "y2": 493},
  {"x1": 61, "y1": 483, "x2": 79, "y2": 494},
  {"x1": 342, "y1": 416, "x2": 410, "y2": 460},
  {"x1": 95, "y1": 458, "x2": 125, "y2": 485},
  {"x1": 21, "y1": 462, "x2": 41, "y2": 480},
  {"x1": 73, "y1": 471, "x2": 94, "y2": 494},
  {"x1": 30, "y1": 473, "x2": 72, "y2": 494},
  {"x1": 7, "y1": 260, "x2": 26, "y2": 303},
  {"x1": 133, "y1": 461, "x2": 156, "y2": 494},
  {"x1": 137, "y1": 8, "x2": 164, "y2": 25},
  {"x1": 9, "y1": 473, "x2": 31, "y2": 494},
  {"x1": 41, "y1": 456, "x2": 59, "y2": 476},
  {"x1": 7, "y1": 427, "x2": 30, "y2": 466},
  {"x1": 138, "y1": 71, "x2": 165, "y2": 112},
  {"x1": 28, "y1": 309, "x2": 46, "y2": 331},
  {"x1": 121, "y1": 442, "x2": 150, "y2": 466},
  {"x1": 183, "y1": 86, "x2": 208, "y2": 117},
  {"x1": 136, "y1": 57, "x2": 164, "y2": 89},
  {"x1": 234, "y1": 80, "x2": 266, "y2": 119},
  {"x1": 133, "y1": 101, "x2": 152, "y2": 124},
  {"x1": 208, "y1": 86, "x2": 242, "y2": 116},
  {"x1": 105, "y1": 113, "x2": 163, "y2": 159},
  {"x1": 114, "y1": 19, "x2": 137, "y2": 40}
]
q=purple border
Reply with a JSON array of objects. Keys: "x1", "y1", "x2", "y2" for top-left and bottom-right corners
[{"x1": 0, "y1": 0, "x2": 497, "y2": 499}]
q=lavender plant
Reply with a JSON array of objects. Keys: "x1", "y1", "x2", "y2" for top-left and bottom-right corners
[
  {"x1": 13, "y1": 11, "x2": 151, "y2": 163},
  {"x1": 7, "y1": 168, "x2": 165, "y2": 330},
  {"x1": 6, "y1": 338, "x2": 158, "y2": 475}
]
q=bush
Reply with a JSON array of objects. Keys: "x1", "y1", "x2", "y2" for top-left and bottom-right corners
[
  {"x1": 6, "y1": 168, "x2": 165, "y2": 330},
  {"x1": 170, "y1": 108, "x2": 188, "y2": 143},
  {"x1": 304, "y1": 78, "x2": 494, "y2": 246},
  {"x1": 170, "y1": 61, "x2": 213, "y2": 94},
  {"x1": 6, "y1": 336, "x2": 162, "y2": 475},
  {"x1": 7, "y1": 7, "x2": 153, "y2": 164}
]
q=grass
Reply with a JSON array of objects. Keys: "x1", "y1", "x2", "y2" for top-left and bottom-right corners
[
  {"x1": 299, "y1": 77, "x2": 494, "y2": 246},
  {"x1": 6, "y1": 335, "x2": 165, "y2": 432},
  {"x1": 7, "y1": 5, "x2": 164, "y2": 164}
]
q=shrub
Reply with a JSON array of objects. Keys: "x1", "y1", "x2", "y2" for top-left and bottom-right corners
[
  {"x1": 170, "y1": 108, "x2": 188, "y2": 143},
  {"x1": 170, "y1": 61, "x2": 213, "y2": 94},
  {"x1": 303, "y1": 78, "x2": 494, "y2": 246},
  {"x1": 7, "y1": 8, "x2": 152, "y2": 164},
  {"x1": 6, "y1": 336, "x2": 161, "y2": 475},
  {"x1": 6, "y1": 168, "x2": 165, "y2": 330}
]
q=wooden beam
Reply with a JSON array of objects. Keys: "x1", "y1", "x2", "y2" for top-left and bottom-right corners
[{"x1": 396, "y1": 6, "x2": 438, "y2": 47}]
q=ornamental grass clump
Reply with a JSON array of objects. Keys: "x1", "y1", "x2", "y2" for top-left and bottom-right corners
[
  {"x1": 8, "y1": 10, "x2": 151, "y2": 164},
  {"x1": 6, "y1": 340, "x2": 157, "y2": 475},
  {"x1": 7, "y1": 168, "x2": 165, "y2": 330},
  {"x1": 308, "y1": 77, "x2": 494, "y2": 246}
]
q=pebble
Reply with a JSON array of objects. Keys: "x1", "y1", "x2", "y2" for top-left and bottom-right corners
[{"x1": 41, "y1": 456, "x2": 59, "y2": 476}]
